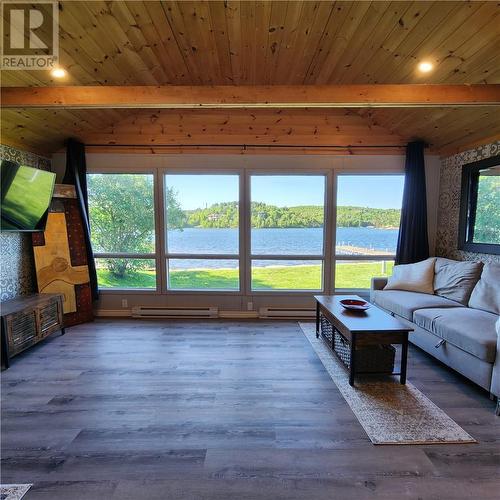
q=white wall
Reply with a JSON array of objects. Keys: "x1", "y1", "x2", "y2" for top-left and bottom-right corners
[
  {"x1": 52, "y1": 152, "x2": 441, "y2": 314},
  {"x1": 54, "y1": 152, "x2": 424, "y2": 177}
]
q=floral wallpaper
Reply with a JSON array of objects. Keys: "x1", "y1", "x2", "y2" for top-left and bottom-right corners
[
  {"x1": 0, "y1": 145, "x2": 52, "y2": 302},
  {"x1": 435, "y1": 140, "x2": 500, "y2": 264}
]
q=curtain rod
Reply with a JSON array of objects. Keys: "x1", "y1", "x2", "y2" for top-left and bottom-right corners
[{"x1": 85, "y1": 143, "x2": 410, "y2": 149}]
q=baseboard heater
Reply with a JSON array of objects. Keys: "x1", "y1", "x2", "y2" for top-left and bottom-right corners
[
  {"x1": 131, "y1": 306, "x2": 218, "y2": 319},
  {"x1": 259, "y1": 307, "x2": 315, "y2": 319}
]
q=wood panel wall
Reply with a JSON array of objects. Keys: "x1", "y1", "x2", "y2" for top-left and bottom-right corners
[
  {"x1": 2, "y1": 1, "x2": 499, "y2": 87},
  {"x1": 1, "y1": 1, "x2": 499, "y2": 155}
]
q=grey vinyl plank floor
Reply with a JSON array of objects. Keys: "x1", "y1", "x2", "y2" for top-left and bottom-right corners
[{"x1": 1, "y1": 319, "x2": 499, "y2": 499}]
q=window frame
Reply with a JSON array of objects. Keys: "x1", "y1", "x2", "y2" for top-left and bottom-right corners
[
  {"x1": 86, "y1": 163, "x2": 405, "y2": 296},
  {"x1": 163, "y1": 170, "x2": 243, "y2": 293},
  {"x1": 87, "y1": 169, "x2": 160, "y2": 293},
  {"x1": 458, "y1": 155, "x2": 500, "y2": 255},
  {"x1": 332, "y1": 171, "x2": 405, "y2": 293},
  {"x1": 247, "y1": 170, "x2": 330, "y2": 294}
]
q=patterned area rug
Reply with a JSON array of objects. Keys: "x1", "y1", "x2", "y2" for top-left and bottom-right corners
[
  {"x1": 299, "y1": 322, "x2": 476, "y2": 445},
  {"x1": 0, "y1": 485, "x2": 32, "y2": 500}
]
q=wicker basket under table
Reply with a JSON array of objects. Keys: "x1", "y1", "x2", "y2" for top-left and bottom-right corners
[{"x1": 320, "y1": 314, "x2": 396, "y2": 374}]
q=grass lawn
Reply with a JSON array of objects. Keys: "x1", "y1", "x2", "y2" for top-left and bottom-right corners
[{"x1": 96, "y1": 261, "x2": 394, "y2": 290}]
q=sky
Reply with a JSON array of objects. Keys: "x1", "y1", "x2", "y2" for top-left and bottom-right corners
[
  {"x1": 165, "y1": 174, "x2": 405, "y2": 210},
  {"x1": 337, "y1": 175, "x2": 405, "y2": 209}
]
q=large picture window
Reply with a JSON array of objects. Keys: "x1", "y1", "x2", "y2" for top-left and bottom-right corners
[
  {"x1": 334, "y1": 174, "x2": 404, "y2": 289},
  {"x1": 87, "y1": 173, "x2": 156, "y2": 289},
  {"x1": 87, "y1": 169, "x2": 405, "y2": 294},
  {"x1": 250, "y1": 175, "x2": 325, "y2": 291},
  {"x1": 164, "y1": 174, "x2": 240, "y2": 290}
]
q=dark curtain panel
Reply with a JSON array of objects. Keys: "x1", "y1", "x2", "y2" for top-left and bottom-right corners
[
  {"x1": 63, "y1": 139, "x2": 99, "y2": 300},
  {"x1": 395, "y1": 141, "x2": 430, "y2": 265}
]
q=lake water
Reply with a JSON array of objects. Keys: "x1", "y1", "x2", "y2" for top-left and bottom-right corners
[{"x1": 167, "y1": 227, "x2": 398, "y2": 269}]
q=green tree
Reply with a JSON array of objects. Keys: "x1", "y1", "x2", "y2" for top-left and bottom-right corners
[
  {"x1": 474, "y1": 175, "x2": 500, "y2": 244},
  {"x1": 166, "y1": 186, "x2": 186, "y2": 229},
  {"x1": 186, "y1": 201, "x2": 401, "y2": 229},
  {"x1": 88, "y1": 174, "x2": 185, "y2": 278}
]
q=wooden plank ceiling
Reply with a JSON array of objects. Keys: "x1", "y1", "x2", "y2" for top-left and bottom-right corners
[{"x1": 1, "y1": 1, "x2": 499, "y2": 156}]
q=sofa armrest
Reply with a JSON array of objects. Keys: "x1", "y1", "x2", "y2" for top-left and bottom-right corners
[{"x1": 370, "y1": 277, "x2": 388, "y2": 303}]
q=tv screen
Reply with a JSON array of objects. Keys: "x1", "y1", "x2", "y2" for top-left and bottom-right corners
[{"x1": 1, "y1": 161, "x2": 56, "y2": 232}]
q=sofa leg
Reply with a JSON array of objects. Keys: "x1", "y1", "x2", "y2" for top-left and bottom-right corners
[
  {"x1": 489, "y1": 392, "x2": 495, "y2": 401},
  {"x1": 496, "y1": 400, "x2": 500, "y2": 417}
]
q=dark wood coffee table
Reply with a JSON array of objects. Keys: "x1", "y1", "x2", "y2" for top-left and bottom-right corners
[{"x1": 314, "y1": 295, "x2": 413, "y2": 386}]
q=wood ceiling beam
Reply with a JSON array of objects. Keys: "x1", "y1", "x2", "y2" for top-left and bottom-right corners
[{"x1": 2, "y1": 85, "x2": 500, "y2": 109}]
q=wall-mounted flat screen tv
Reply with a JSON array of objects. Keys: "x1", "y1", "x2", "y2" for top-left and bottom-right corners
[{"x1": 1, "y1": 160, "x2": 56, "y2": 232}]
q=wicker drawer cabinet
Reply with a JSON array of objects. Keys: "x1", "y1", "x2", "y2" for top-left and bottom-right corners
[{"x1": 1, "y1": 293, "x2": 65, "y2": 369}]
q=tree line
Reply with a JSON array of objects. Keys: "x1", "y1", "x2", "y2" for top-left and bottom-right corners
[{"x1": 184, "y1": 202, "x2": 401, "y2": 229}]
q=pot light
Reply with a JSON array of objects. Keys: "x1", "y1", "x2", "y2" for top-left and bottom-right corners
[
  {"x1": 417, "y1": 61, "x2": 433, "y2": 73},
  {"x1": 50, "y1": 67, "x2": 67, "y2": 78}
]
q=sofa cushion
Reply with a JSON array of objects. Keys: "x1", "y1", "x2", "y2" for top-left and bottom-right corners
[
  {"x1": 384, "y1": 258, "x2": 436, "y2": 294},
  {"x1": 413, "y1": 308, "x2": 498, "y2": 362},
  {"x1": 469, "y1": 263, "x2": 500, "y2": 315},
  {"x1": 434, "y1": 259, "x2": 483, "y2": 305},
  {"x1": 372, "y1": 290, "x2": 464, "y2": 321},
  {"x1": 434, "y1": 257, "x2": 458, "y2": 269}
]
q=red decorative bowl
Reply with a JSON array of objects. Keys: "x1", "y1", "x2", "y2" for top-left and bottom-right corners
[{"x1": 339, "y1": 299, "x2": 371, "y2": 311}]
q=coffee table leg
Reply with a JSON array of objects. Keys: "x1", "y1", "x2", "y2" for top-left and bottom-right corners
[
  {"x1": 400, "y1": 336, "x2": 408, "y2": 384},
  {"x1": 349, "y1": 334, "x2": 356, "y2": 386},
  {"x1": 315, "y1": 301, "x2": 320, "y2": 338}
]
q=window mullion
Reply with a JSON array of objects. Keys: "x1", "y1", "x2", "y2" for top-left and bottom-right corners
[
  {"x1": 243, "y1": 171, "x2": 251, "y2": 296},
  {"x1": 250, "y1": 254, "x2": 323, "y2": 260},
  {"x1": 95, "y1": 253, "x2": 156, "y2": 259},
  {"x1": 325, "y1": 171, "x2": 336, "y2": 295},
  {"x1": 334, "y1": 254, "x2": 396, "y2": 261},
  {"x1": 156, "y1": 168, "x2": 166, "y2": 293},
  {"x1": 166, "y1": 253, "x2": 239, "y2": 260}
]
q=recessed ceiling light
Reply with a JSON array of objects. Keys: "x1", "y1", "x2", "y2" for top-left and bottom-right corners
[
  {"x1": 51, "y1": 67, "x2": 67, "y2": 78},
  {"x1": 417, "y1": 61, "x2": 433, "y2": 73}
]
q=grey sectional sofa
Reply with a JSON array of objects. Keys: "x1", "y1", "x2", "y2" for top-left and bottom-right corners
[{"x1": 370, "y1": 258, "x2": 500, "y2": 415}]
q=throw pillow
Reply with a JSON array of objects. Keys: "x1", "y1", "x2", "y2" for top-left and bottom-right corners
[
  {"x1": 469, "y1": 263, "x2": 500, "y2": 315},
  {"x1": 434, "y1": 260, "x2": 483, "y2": 305},
  {"x1": 384, "y1": 257, "x2": 436, "y2": 294}
]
